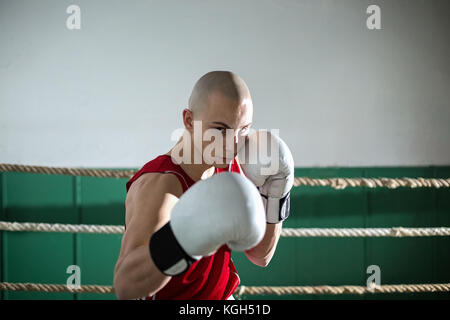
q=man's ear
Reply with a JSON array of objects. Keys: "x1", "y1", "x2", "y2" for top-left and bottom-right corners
[{"x1": 182, "y1": 108, "x2": 194, "y2": 131}]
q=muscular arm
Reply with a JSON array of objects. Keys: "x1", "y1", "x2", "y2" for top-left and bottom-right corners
[
  {"x1": 113, "y1": 173, "x2": 183, "y2": 300},
  {"x1": 244, "y1": 223, "x2": 282, "y2": 267}
]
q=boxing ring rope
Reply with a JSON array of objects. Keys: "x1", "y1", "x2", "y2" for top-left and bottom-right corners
[
  {"x1": 1, "y1": 281, "x2": 450, "y2": 297},
  {"x1": 1, "y1": 221, "x2": 450, "y2": 237},
  {"x1": 1, "y1": 163, "x2": 450, "y2": 189},
  {"x1": 0, "y1": 163, "x2": 449, "y2": 297},
  {"x1": 0, "y1": 164, "x2": 135, "y2": 179},
  {"x1": 0, "y1": 221, "x2": 449, "y2": 296}
]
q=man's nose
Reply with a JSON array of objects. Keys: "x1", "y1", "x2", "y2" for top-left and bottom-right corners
[
  {"x1": 234, "y1": 133, "x2": 239, "y2": 145},
  {"x1": 223, "y1": 131, "x2": 237, "y2": 153}
]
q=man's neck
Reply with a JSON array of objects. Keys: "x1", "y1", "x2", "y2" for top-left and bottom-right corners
[
  {"x1": 166, "y1": 142, "x2": 215, "y2": 182},
  {"x1": 178, "y1": 161, "x2": 215, "y2": 182}
]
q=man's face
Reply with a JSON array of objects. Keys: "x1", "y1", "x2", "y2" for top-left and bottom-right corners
[{"x1": 193, "y1": 91, "x2": 253, "y2": 168}]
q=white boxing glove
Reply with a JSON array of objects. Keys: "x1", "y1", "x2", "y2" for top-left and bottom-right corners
[
  {"x1": 237, "y1": 130, "x2": 294, "y2": 224},
  {"x1": 149, "y1": 172, "x2": 266, "y2": 276}
]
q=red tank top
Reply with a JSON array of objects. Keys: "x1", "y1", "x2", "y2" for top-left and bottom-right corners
[{"x1": 125, "y1": 154, "x2": 242, "y2": 300}]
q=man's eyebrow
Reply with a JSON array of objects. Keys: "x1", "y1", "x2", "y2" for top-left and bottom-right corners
[
  {"x1": 211, "y1": 121, "x2": 231, "y2": 128},
  {"x1": 211, "y1": 121, "x2": 252, "y2": 128}
]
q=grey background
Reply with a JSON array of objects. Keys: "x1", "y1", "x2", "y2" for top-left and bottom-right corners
[{"x1": 0, "y1": 0, "x2": 449, "y2": 168}]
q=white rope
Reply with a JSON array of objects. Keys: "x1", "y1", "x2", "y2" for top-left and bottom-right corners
[
  {"x1": 0, "y1": 221, "x2": 124, "y2": 234},
  {"x1": 0, "y1": 221, "x2": 449, "y2": 237},
  {"x1": 281, "y1": 227, "x2": 450, "y2": 237},
  {"x1": 235, "y1": 283, "x2": 450, "y2": 297},
  {"x1": 0, "y1": 282, "x2": 114, "y2": 294},
  {"x1": 293, "y1": 177, "x2": 450, "y2": 189},
  {"x1": 1, "y1": 281, "x2": 449, "y2": 296},
  {"x1": 2, "y1": 164, "x2": 450, "y2": 189}
]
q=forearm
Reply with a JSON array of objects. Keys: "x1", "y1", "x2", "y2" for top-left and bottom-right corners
[
  {"x1": 244, "y1": 222, "x2": 282, "y2": 267},
  {"x1": 113, "y1": 245, "x2": 171, "y2": 300}
]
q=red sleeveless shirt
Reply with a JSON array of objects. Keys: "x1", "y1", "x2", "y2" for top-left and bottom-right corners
[{"x1": 125, "y1": 154, "x2": 242, "y2": 300}]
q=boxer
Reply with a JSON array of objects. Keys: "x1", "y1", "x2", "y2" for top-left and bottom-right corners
[{"x1": 113, "y1": 71, "x2": 294, "y2": 300}]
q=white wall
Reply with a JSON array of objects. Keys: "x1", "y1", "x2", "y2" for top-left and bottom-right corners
[{"x1": 1, "y1": 0, "x2": 449, "y2": 168}]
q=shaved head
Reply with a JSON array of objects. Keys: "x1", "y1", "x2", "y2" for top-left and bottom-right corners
[
  {"x1": 175, "y1": 70, "x2": 253, "y2": 170},
  {"x1": 188, "y1": 71, "x2": 252, "y2": 116}
]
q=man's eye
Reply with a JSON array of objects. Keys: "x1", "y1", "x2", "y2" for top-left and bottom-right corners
[{"x1": 240, "y1": 127, "x2": 249, "y2": 135}]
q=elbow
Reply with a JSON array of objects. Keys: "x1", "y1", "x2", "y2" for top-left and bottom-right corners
[
  {"x1": 114, "y1": 276, "x2": 130, "y2": 300},
  {"x1": 246, "y1": 253, "x2": 272, "y2": 268},
  {"x1": 116, "y1": 291, "x2": 135, "y2": 301},
  {"x1": 114, "y1": 288, "x2": 128, "y2": 301},
  {"x1": 114, "y1": 280, "x2": 139, "y2": 300},
  {"x1": 255, "y1": 257, "x2": 271, "y2": 268},
  {"x1": 114, "y1": 271, "x2": 138, "y2": 300},
  {"x1": 114, "y1": 285, "x2": 127, "y2": 300},
  {"x1": 113, "y1": 261, "x2": 126, "y2": 300},
  {"x1": 113, "y1": 269, "x2": 163, "y2": 300}
]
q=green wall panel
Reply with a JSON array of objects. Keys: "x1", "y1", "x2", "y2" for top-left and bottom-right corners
[
  {"x1": 435, "y1": 167, "x2": 450, "y2": 286},
  {"x1": 79, "y1": 176, "x2": 127, "y2": 225},
  {"x1": 3, "y1": 232, "x2": 74, "y2": 300},
  {"x1": 4, "y1": 172, "x2": 77, "y2": 224},
  {"x1": 77, "y1": 234, "x2": 122, "y2": 300},
  {"x1": 0, "y1": 167, "x2": 449, "y2": 300},
  {"x1": 365, "y1": 168, "x2": 436, "y2": 300},
  {"x1": 1, "y1": 173, "x2": 5, "y2": 300},
  {"x1": 232, "y1": 237, "x2": 299, "y2": 300}
]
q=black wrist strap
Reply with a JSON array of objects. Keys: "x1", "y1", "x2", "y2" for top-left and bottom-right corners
[
  {"x1": 149, "y1": 222, "x2": 196, "y2": 276},
  {"x1": 260, "y1": 191, "x2": 291, "y2": 224},
  {"x1": 279, "y1": 191, "x2": 291, "y2": 222}
]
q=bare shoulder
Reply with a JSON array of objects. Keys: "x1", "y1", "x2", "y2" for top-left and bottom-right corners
[
  {"x1": 116, "y1": 173, "x2": 184, "y2": 259},
  {"x1": 129, "y1": 172, "x2": 183, "y2": 199},
  {"x1": 125, "y1": 172, "x2": 184, "y2": 229}
]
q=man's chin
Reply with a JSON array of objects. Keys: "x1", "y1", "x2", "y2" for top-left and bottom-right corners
[
  {"x1": 214, "y1": 162, "x2": 230, "y2": 169},
  {"x1": 213, "y1": 157, "x2": 234, "y2": 168},
  {"x1": 205, "y1": 155, "x2": 235, "y2": 168}
]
